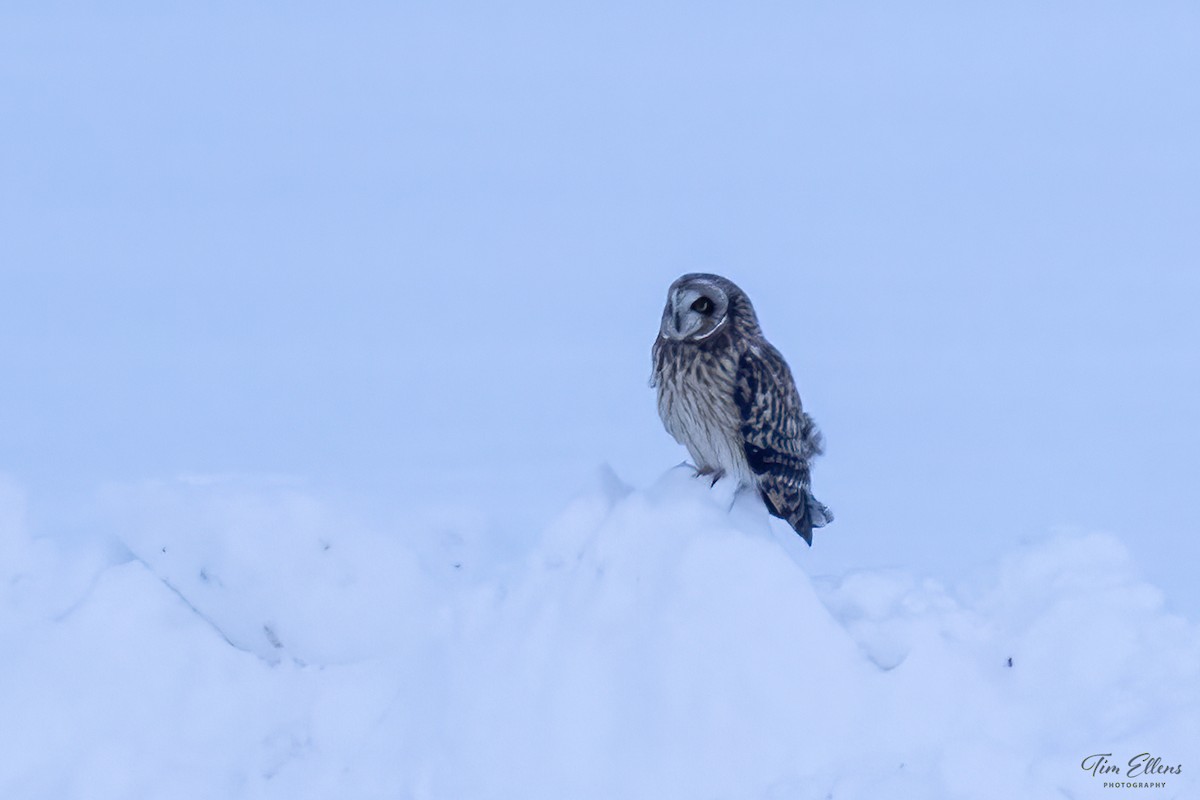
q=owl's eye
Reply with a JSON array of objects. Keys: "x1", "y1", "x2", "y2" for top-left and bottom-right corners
[{"x1": 691, "y1": 297, "x2": 714, "y2": 315}]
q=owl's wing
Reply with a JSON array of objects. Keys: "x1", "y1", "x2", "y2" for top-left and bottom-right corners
[{"x1": 734, "y1": 343, "x2": 832, "y2": 545}]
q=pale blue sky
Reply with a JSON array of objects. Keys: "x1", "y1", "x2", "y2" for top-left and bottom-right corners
[{"x1": 3, "y1": 3, "x2": 1198, "y2": 609}]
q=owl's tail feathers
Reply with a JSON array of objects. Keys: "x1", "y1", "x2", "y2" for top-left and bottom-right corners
[
  {"x1": 760, "y1": 487, "x2": 832, "y2": 546},
  {"x1": 808, "y1": 494, "x2": 833, "y2": 529},
  {"x1": 791, "y1": 493, "x2": 833, "y2": 547}
]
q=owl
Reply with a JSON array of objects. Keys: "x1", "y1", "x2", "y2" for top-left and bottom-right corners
[{"x1": 650, "y1": 273, "x2": 833, "y2": 544}]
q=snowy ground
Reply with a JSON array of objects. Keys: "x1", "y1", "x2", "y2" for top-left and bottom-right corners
[{"x1": 3, "y1": 470, "x2": 1195, "y2": 799}]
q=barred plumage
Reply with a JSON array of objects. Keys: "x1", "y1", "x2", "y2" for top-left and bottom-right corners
[{"x1": 651, "y1": 273, "x2": 832, "y2": 545}]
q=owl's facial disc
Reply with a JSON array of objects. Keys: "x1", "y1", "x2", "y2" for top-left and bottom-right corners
[{"x1": 661, "y1": 282, "x2": 729, "y2": 341}]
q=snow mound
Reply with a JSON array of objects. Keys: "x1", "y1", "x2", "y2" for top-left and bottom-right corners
[
  {"x1": 101, "y1": 479, "x2": 433, "y2": 666},
  {"x1": 1, "y1": 470, "x2": 1197, "y2": 799}
]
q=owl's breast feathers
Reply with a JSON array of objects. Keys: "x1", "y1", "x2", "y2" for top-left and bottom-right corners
[
  {"x1": 733, "y1": 343, "x2": 833, "y2": 545},
  {"x1": 652, "y1": 332, "x2": 748, "y2": 479}
]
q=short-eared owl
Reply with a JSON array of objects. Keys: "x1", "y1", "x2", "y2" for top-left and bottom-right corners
[{"x1": 651, "y1": 273, "x2": 832, "y2": 544}]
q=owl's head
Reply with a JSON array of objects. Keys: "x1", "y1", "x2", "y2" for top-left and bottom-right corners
[{"x1": 658, "y1": 273, "x2": 760, "y2": 343}]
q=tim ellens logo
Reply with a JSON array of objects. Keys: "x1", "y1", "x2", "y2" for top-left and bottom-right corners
[{"x1": 1082, "y1": 753, "x2": 1182, "y2": 789}]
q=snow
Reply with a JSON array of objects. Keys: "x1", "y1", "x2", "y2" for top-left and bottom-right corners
[{"x1": 3, "y1": 470, "x2": 1196, "y2": 798}]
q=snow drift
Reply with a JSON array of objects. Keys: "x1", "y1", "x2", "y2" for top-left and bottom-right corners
[{"x1": 1, "y1": 470, "x2": 1196, "y2": 799}]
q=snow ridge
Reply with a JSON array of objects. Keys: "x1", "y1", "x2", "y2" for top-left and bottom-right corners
[{"x1": 1, "y1": 471, "x2": 1196, "y2": 799}]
